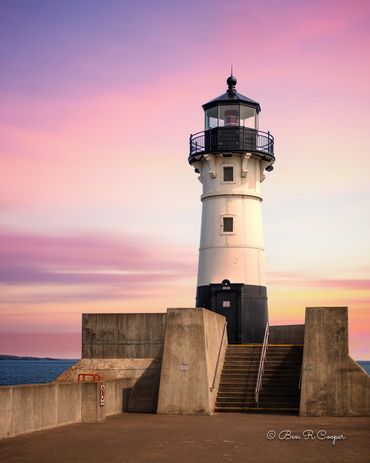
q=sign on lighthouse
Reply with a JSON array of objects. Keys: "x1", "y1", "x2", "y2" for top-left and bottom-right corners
[{"x1": 189, "y1": 74, "x2": 275, "y2": 343}]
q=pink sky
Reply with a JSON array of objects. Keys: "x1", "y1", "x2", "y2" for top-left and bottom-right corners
[{"x1": 0, "y1": 0, "x2": 369, "y2": 358}]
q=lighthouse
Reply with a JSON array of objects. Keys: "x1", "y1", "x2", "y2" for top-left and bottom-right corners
[{"x1": 189, "y1": 75, "x2": 275, "y2": 343}]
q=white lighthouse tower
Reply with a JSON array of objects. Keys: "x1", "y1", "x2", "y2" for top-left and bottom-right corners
[{"x1": 189, "y1": 74, "x2": 275, "y2": 343}]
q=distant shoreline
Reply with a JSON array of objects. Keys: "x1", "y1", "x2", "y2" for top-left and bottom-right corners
[
  {"x1": 0, "y1": 354, "x2": 79, "y2": 361},
  {"x1": 1, "y1": 354, "x2": 368, "y2": 362}
]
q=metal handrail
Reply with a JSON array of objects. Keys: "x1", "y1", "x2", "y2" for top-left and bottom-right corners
[
  {"x1": 298, "y1": 363, "x2": 303, "y2": 389},
  {"x1": 78, "y1": 373, "x2": 101, "y2": 382},
  {"x1": 255, "y1": 321, "x2": 269, "y2": 405},
  {"x1": 189, "y1": 127, "x2": 275, "y2": 161},
  {"x1": 210, "y1": 321, "x2": 227, "y2": 391}
]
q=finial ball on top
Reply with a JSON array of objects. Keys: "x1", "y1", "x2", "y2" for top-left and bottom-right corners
[{"x1": 227, "y1": 75, "x2": 237, "y2": 87}]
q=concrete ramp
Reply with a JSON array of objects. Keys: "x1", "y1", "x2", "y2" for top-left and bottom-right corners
[{"x1": 56, "y1": 358, "x2": 160, "y2": 382}]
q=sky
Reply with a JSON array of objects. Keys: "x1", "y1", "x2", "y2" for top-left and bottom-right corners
[{"x1": 0, "y1": 0, "x2": 369, "y2": 359}]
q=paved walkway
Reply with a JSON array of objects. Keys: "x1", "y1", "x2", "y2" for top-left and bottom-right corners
[{"x1": 0, "y1": 413, "x2": 369, "y2": 463}]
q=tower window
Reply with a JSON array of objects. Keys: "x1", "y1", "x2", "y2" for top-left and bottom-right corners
[
  {"x1": 223, "y1": 217, "x2": 233, "y2": 233},
  {"x1": 223, "y1": 166, "x2": 234, "y2": 182}
]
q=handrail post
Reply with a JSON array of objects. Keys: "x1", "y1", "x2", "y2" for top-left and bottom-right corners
[{"x1": 255, "y1": 321, "x2": 269, "y2": 406}]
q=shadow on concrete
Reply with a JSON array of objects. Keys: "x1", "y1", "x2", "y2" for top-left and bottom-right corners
[{"x1": 124, "y1": 352, "x2": 162, "y2": 414}]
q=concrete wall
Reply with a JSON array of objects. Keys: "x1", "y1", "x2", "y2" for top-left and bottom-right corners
[
  {"x1": 63, "y1": 313, "x2": 167, "y2": 414},
  {"x1": 0, "y1": 382, "x2": 82, "y2": 440},
  {"x1": 104, "y1": 378, "x2": 130, "y2": 416},
  {"x1": 0, "y1": 376, "x2": 149, "y2": 439},
  {"x1": 269, "y1": 324, "x2": 305, "y2": 344},
  {"x1": 157, "y1": 308, "x2": 227, "y2": 415},
  {"x1": 81, "y1": 382, "x2": 105, "y2": 422},
  {"x1": 203, "y1": 308, "x2": 228, "y2": 410},
  {"x1": 58, "y1": 358, "x2": 161, "y2": 414},
  {"x1": 300, "y1": 307, "x2": 370, "y2": 416},
  {"x1": 82, "y1": 313, "x2": 167, "y2": 358}
]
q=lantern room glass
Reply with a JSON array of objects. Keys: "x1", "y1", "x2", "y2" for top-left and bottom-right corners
[
  {"x1": 218, "y1": 105, "x2": 239, "y2": 127},
  {"x1": 240, "y1": 106, "x2": 257, "y2": 129},
  {"x1": 205, "y1": 106, "x2": 218, "y2": 130},
  {"x1": 205, "y1": 104, "x2": 258, "y2": 130}
]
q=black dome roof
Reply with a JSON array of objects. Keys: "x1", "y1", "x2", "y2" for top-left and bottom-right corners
[{"x1": 202, "y1": 75, "x2": 261, "y2": 113}]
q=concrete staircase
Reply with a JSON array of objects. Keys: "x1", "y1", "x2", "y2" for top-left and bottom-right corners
[{"x1": 215, "y1": 344, "x2": 303, "y2": 414}]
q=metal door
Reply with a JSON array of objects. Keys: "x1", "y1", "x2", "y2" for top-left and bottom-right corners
[{"x1": 214, "y1": 290, "x2": 238, "y2": 343}]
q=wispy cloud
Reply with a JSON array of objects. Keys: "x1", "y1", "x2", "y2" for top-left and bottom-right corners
[
  {"x1": 267, "y1": 271, "x2": 370, "y2": 291},
  {"x1": 0, "y1": 230, "x2": 195, "y2": 271},
  {"x1": 0, "y1": 230, "x2": 197, "y2": 303}
]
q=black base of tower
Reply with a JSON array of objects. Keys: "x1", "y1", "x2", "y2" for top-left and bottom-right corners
[{"x1": 196, "y1": 281, "x2": 268, "y2": 343}]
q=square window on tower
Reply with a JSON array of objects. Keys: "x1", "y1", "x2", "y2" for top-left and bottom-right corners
[
  {"x1": 222, "y1": 217, "x2": 234, "y2": 233},
  {"x1": 223, "y1": 166, "x2": 234, "y2": 182}
]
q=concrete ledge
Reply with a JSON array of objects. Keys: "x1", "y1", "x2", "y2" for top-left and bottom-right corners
[
  {"x1": 269, "y1": 324, "x2": 304, "y2": 344},
  {"x1": 82, "y1": 313, "x2": 166, "y2": 358},
  {"x1": 300, "y1": 307, "x2": 370, "y2": 416}
]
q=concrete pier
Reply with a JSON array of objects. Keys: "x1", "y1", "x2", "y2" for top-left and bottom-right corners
[
  {"x1": 1, "y1": 306, "x2": 369, "y2": 441},
  {"x1": 0, "y1": 413, "x2": 369, "y2": 463}
]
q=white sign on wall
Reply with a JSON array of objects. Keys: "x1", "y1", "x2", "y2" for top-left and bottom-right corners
[{"x1": 99, "y1": 384, "x2": 105, "y2": 407}]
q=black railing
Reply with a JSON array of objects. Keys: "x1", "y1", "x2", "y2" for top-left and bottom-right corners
[{"x1": 189, "y1": 127, "x2": 274, "y2": 163}]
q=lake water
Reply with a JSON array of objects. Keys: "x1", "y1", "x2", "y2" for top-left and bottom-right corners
[
  {"x1": 358, "y1": 361, "x2": 370, "y2": 375},
  {"x1": 0, "y1": 360, "x2": 369, "y2": 387},
  {"x1": 0, "y1": 360, "x2": 78, "y2": 386}
]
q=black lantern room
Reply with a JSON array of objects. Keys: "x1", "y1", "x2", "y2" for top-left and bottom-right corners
[{"x1": 189, "y1": 75, "x2": 274, "y2": 167}]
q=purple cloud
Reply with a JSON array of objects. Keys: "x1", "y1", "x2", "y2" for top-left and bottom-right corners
[
  {"x1": 0, "y1": 230, "x2": 197, "y2": 286},
  {"x1": 267, "y1": 271, "x2": 370, "y2": 291}
]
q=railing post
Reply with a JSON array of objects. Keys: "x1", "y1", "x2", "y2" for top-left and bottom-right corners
[{"x1": 267, "y1": 131, "x2": 271, "y2": 154}]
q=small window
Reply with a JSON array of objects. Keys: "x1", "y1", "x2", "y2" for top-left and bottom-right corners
[
  {"x1": 223, "y1": 166, "x2": 234, "y2": 182},
  {"x1": 223, "y1": 217, "x2": 233, "y2": 233}
]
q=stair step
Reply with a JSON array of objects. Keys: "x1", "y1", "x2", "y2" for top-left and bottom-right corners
[
  {"x1": 219, "y1": 390, "x2": 300, "y2": 395},
  {"x1": 219, "y1": 392, "x2": 300, "y2": 397},
  {"x1": 216, "y1": 402, "x2": 299, "y2": 408},
  {"x1": 215, "y1": 344, "x2": 303, "y2": 415},
  {"x1": 258, "y1": 396, "x2": 299, "y2": 405},
  {"x1": 222, "y1": 372, "x2": 302, "y2": 375},
  {"x1": 226, "y1": 357, "x2": 302, "y2": 361},
  {"x1": 216, "y1": 402, "x2": 299, "y2": 407},
  {"x1": 215, "y1": 406, "x2": 300, "y2": 414},
  {"x1": 223, "y1": 369, "x2": 300, "y2": 373},
  {"x1": 220, "y1": 380, "x2": 300, "y2": 384},
  {"x1": 224, "y1": 357, "x2": 261, "y2": 361},
  {"x1": 262, "y1": 379, "x2": 300, "y2": 383},
  {"x1": 224, "y1": 361, "x2": 260, "y2": 364},
  {"x1": 216, "y1": 398, "x2": 258, "y2": 402},
  {"x1": 220, "y1": 379, "x2": 300, "y2": 384},
  {"x1": 225, "y1": 357, "x2": 302, "y2": 361},
  {"x1": 220, "y1": 381, "x2": 258, "y2": 385}
]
